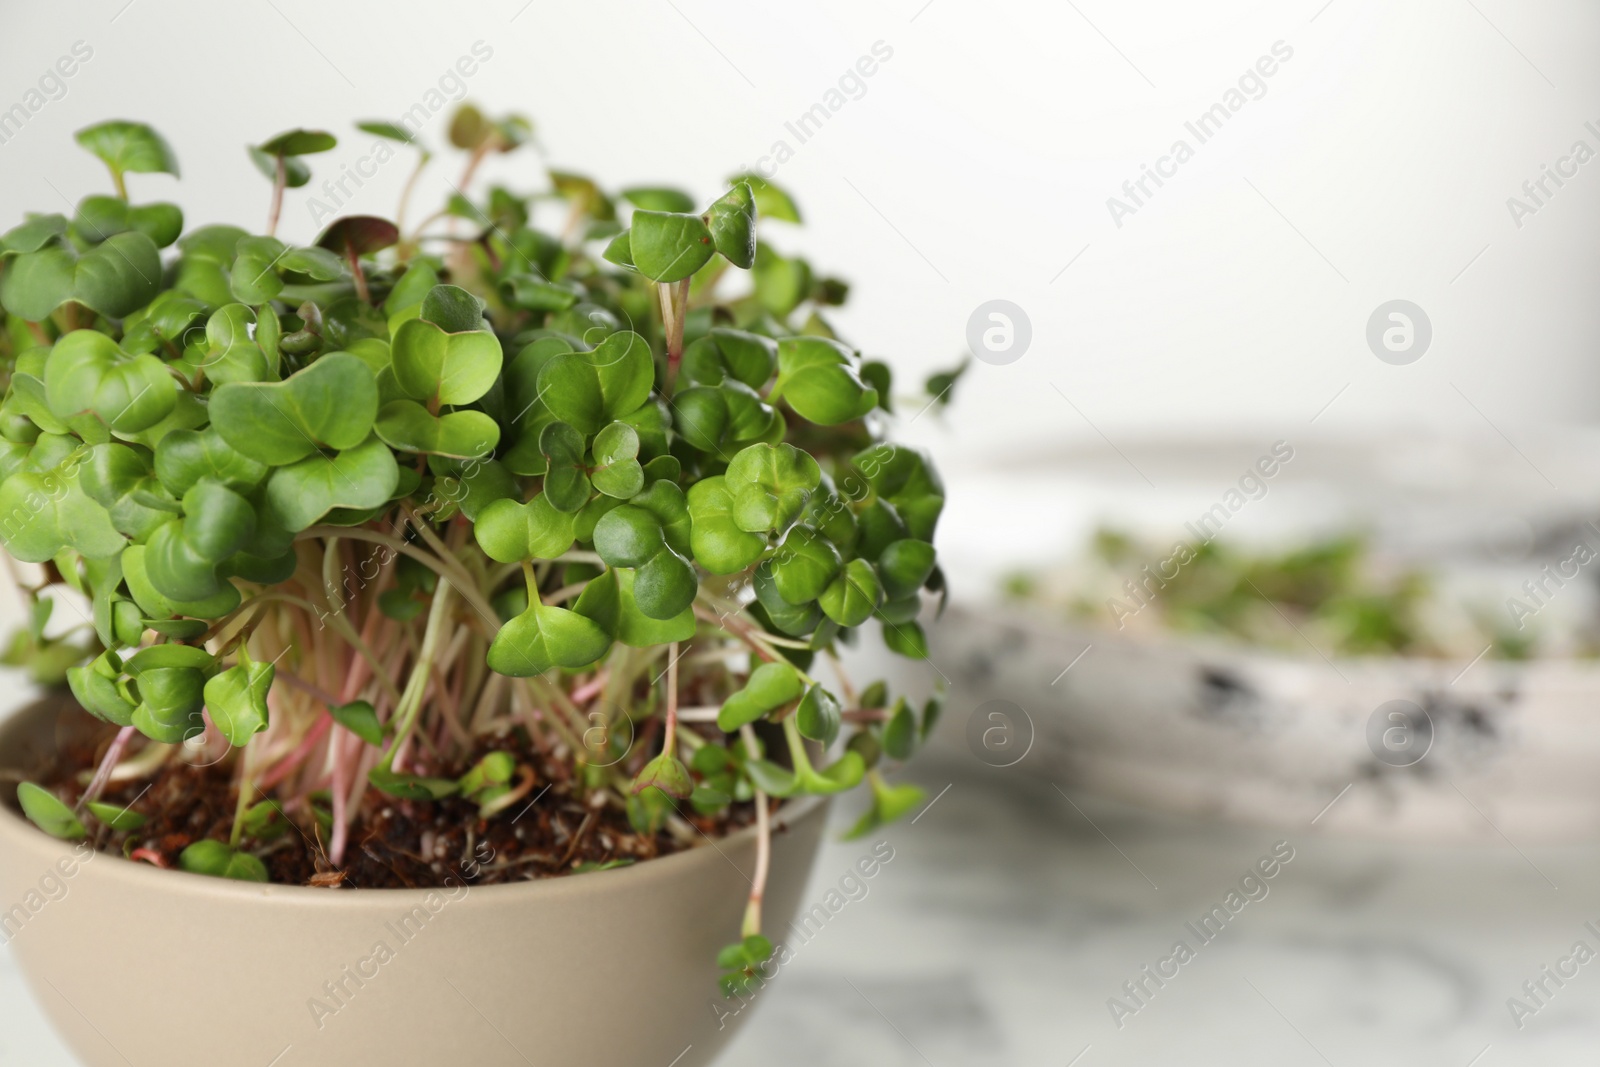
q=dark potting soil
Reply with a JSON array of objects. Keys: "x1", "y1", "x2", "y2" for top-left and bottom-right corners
[{"x1": 20, "y1": 709, "x2": 761, "y2": 889}]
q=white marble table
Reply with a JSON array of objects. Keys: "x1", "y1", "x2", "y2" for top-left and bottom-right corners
[
  {"x1": 720, "y1": 739, "x2": 1600, "y2": 1066},
  {"x1": 8, "y1": 734, "x2": 1598, "y2": 1065}
]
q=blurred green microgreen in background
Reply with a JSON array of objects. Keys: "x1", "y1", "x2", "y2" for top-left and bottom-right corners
[{"x1": 1012, "y1": 528, "x2": 1539, "y2": 660}]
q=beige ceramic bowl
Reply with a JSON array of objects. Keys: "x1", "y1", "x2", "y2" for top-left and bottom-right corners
[{"x1": 0, "y1": 697, "x2": 828, "y2": 1067}]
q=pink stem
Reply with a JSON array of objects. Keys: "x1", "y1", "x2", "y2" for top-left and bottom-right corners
[
  {"x1": 257, "y1": 714, "x2": 331, "y2": 792},
  {"x1": 571, "y1": 671, "x2": 608, "y2": 706},
  {"x1": 81, "y1": 725, "x2": 136, "y2": 808},
  {"x1": 335, "y1": 587, "x2": 384, "y2": 705}
]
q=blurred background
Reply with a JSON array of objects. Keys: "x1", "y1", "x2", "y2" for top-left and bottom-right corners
[{"x1": 3, "y1": 0, "x2": 1600, "y2": 1062}]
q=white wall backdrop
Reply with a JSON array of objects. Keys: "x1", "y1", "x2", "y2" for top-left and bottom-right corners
[{"x1": 0, "y1": 0, "x2": 1596, "y2": 464}]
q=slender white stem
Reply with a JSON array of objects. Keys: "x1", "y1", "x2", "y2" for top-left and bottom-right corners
[
  {"x1": 739, "y1": 724, "x2": 771, "y2": 940},
  {"x1": 673, "y1": 706, "x2": 722, "y2": 722},
  {"x1": 663, "y1": 642, "x2": 680, "y2": 756}
]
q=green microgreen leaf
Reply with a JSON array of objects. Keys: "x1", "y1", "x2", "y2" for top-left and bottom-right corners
[
  {"x1": 592, "y1": 501, "x2": 696, "y2": 620},
  {"x1": 610, "y1": 567, "x2": 695, "y2": 647},
  {"x1": 210, "y1": 353, "x2": 379, "y2": 466},
  {"x1": 16, "y1": 781, "x2": 86, "y2": 839},
  {"x1": 536, "y1": 331, "x2": 653, "y2": 435},
  {"x1": 819, "y1": 557, "x2": 883, "y2": 627},
  {"x1": 686, "y1": 476, "x2": 767, "y2": 575},
  {"x1": 79, "y1": 442, "x2": 177, "y2": 541},
  {"x1": 368, "y1": 767, "x2": 459, "y2": 801},
  {"x1": 355, "y1": 120, "x2": 417, "y2": 144},
  {"x1": 45, "y1": 330, "x2": 176, "y2": 434},
  {"x1": 771, "y1": 336, "x2": 878, "y2": 426},
  {"x1": 631, "y1": 752, "x2": 693, "y2": 799},
  {"x1": 474, "y1": 492, "x2": 576, "y2": 562},
  {"x1": 878, "y1": 539, "x2": 937, "y2": 599},
  {"x1": 458, "y1": 751, "x2": 516, "y2": 798},
  {"x1": 144, "y1": 481, "x2": 256, "y2": 601},
  {"x1": 706, "y1": 182, "x2": 757, "y2": 269},
  {"x1": 75, "y1": 120, "x2": 180, "y2": 187},
  {"x1": 2, "y1": 213, "x2": 68, "y2": 253},
  {"x1": 723, "y1": 442, "x2": 821, "y2": 535},
  {"x1": 390, "y1": 286, "x2": 503, "y2": 405},
  {"x1": 67, "y1": 659, "x2": 136, "y2": 726},
  {"x1": 769, "y1": 525, "x2": 841, "y2": 603},
  {"x1": 590, "y1": 421, "x2": 643, "y2": 499},
  {"x1": 594, "y1": 504, "x2": 665, "y2": 569},
  {"x1": 121, "y1": 544, "x2": 239, "y2": 621},
  {"x1": 717, "y1": 661, "x2": 804, "y2": 732},
  {"x1": 85, "y1": 800, "x2": 146, "y2": 831},
  {"x1": 628, "y1": 211, "x2": 714, "y2": 283},
  {"x1": 852, "y1": 444, "x2": 945, "y2": 542},
  {"x1": 203, "y1": 650, "x2": 274, "y2": 748},
  {"x1": 178, "y1": 839, "x2": 269, "y2": 881},
  {"x1": 374, "y1": 401, "x2": 500, "y2": 459},
  {"x1": 729, "y1": 173, "x2": 801, "y2": 222},
  {"x1": 487, "y1": 601, "x2": 612, "y2": 677},
  {"x1": 0, "y1": 454, "x2": 125, "y2": 563},
  {"x1": 794, "y1": 682, "x2": 842, "y2": 746},
  {"x1": 752, "y1": 246, "x2": 812, "y2": 317},
  {"x1": 502, "y1": 274, "x2": 581, "y2": 313},
  {"x1": 131, "y1": 666, "x2": 207, "y2": 743},
  {"x1": 332, "y1": 700, "x2": 385, "y2": 746},
  {"x1": 259, "y1": 435, "x2": 400, "y2": 532},
  {"x1": 602, "y1": 231, "x2": 635, "y2": 269},
  {"x1": 681, "y1": 328, "x2": 777, "y2": 389},
  {"x1": 154, "y1": 428, "x2": 268, "y2": 496},
  {"x1": 539, "y1": 421, "x2": 591, "y2": 512},
  {"x1": 621, "y1": 187, "x2": 696, "y2": 213},
  {"x1": 74, "y1": 195, "x2": 184, "y2": 248},
  {"x1": 743, "y1": 758, "x2": 798, "y2": 797},
  {"x1": 882, "y1": 697, "x2": 918, "y2": 760},
  {"x1": 843, "y1": 774, "x2": 927, "y2": 840},
  {"x1": 1, "y1": 231, "x2": 162, "y2": 321},
  {"x1": 880, "y1": 620, "x2": 929, "y2": 659},
  {"x1": 671, "y1": 381, "x2": 781, "y2": 455},
  {"x1": 258, "y1": 128, "x2": 337, "y2": 157}
]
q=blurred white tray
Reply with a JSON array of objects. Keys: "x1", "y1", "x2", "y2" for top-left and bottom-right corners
[
  {"x1": 933, "y1": 606, "x2": 1600, "y2": 843},
  {"x1": 921, "y1": 428, "x2": 1600, "y2": 842}
]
